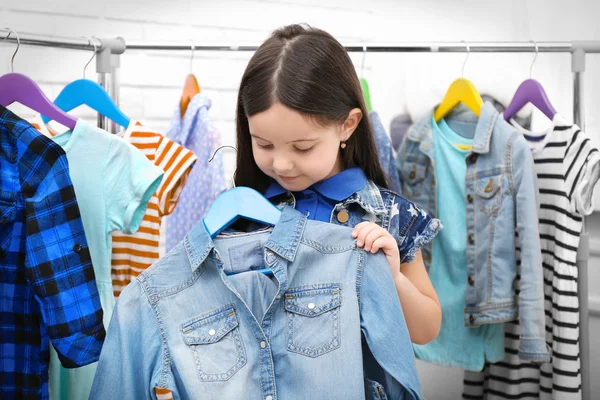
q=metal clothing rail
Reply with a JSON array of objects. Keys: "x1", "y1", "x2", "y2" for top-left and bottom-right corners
[
  {"x1": 125, "y1": 40, "x2": 600, "y2": 53},
  {"x1": 0, "y1": 32, "x2": 597, "y2": 399},
  {"x1": 0, "y1": 30, "x2": 126, "y2": 131}
]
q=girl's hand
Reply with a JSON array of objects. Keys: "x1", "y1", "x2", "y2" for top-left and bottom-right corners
[{"x1": 352, "y1": 222, "x2": 400, "y2": 278}]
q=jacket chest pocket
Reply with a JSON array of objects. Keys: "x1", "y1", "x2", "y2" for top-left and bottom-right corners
[
  {"x1": 284, "y1": 284, "x2": 342, "y2": 358},
  {"x1": 181, "y1": 305, "x2": 247, "y2": 382},
  {"x1": 475, "y1": 175, "x2": 502, "y2": 216},
  {"x1": 400, "y1": 163, "x2": 428, "y2": 200}
]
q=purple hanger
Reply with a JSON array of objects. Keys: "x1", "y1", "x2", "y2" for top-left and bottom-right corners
[
  {"x1": 504, "y1": 79, "x2": 557, "y2": 121},
  {"x1": 0, "y1": 73, "x2": 77, "y2": 130}
]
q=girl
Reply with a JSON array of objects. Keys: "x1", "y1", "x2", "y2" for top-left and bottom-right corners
[{"x1": 234, "y1": 24, "x2": 442, "y2": 345}]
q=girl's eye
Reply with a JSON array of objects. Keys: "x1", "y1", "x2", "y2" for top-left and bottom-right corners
[
  {"x1": 295, "y1": 146, "x2": 314, "y2": 154},
  {"x1": 256, "y1": 143, "x2": 273, "y2": 149}
]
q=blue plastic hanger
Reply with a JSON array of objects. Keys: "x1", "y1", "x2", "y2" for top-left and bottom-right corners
[
  {"x1": 204, "y1": 186, "x2": 281, "y2": 277},
  {"x1": 42, "y1": 38, "x2": 131, "y2": 129},
  {"x1": 42, "y1": 79, "x2": 130, "y2": 128}
]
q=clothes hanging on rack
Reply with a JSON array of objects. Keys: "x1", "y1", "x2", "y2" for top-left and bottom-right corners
[
  {"x1": 370, "y1": 111, "x2": 402, "y2": 194},
  {"x1": 32, "y1": 118, "x2": 164, "y2": 400},
  {"x1": 165, "y1": 93, "x2": 226, "y2": 252},
  {"x1": 398, "y1": 102, "x2": 550, "y2": 369},
  {"x1": 463, "y1": 115, "x2": 600, "y2": 400},
  {"x1": 90, "y1": 206, "x2": 422, "y2": 400},
  {"x1": 0, "y1": 106, "x2": 105, "y2": 399},
  {"x1": 111, "y1": 120, "x2": 197, "y2": 297},
  {"x1": 413, "y1": 112, "x2": 505, "y2": 371}
]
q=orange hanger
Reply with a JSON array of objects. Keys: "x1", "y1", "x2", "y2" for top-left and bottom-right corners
[
  {"x1": 180, "y1": 74, "x2": 200, "y2": 118},
  {"x1": 180, "y1": 45, "x2": 201, "y2": 118}
]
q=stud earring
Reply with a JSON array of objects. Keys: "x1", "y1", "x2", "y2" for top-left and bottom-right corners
[{"x1": 340, "y1": 142, "x2": 347, "y2": 149}]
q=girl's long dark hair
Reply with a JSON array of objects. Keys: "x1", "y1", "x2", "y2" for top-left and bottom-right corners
[{"x1": 234, "y1": 23, "x2": 388, "y2": 193}]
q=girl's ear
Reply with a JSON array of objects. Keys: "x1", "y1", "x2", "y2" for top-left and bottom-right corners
[{"x1": 341, "y1": 108, "x2": 363, "y2": 141}]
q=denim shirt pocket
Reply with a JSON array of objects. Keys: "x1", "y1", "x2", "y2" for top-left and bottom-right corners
[
  {"x1": 181, "y1": 304, "x2": 247, "y2": 382},
  {"x1": 284, "y1": 284, "x2": 342, "y2": 358},
  {"x1": 475, "y1": 174, "x2": 503, "y2": 216},
  {"x1": 400, "y1": 162, "x2": 428, "y2": 201}
]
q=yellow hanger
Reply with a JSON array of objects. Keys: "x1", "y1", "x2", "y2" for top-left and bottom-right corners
[{"x1": 434, "y1": 41, "x2": 483, "y2": 123}]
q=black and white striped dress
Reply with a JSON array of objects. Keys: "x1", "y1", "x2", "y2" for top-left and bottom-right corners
[{"x1": 463, "y1": 115, "x2": 600, "y2": 400}]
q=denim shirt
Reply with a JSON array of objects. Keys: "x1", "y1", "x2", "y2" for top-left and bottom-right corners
[
  {"x1": 268, "y1": 179, "x2": 442, "y2": 265},
  {"x1": 90, "y1": 206, "x2": 422, "y2": 399},
  {"x1": 371, "y1": 111, "x2": 402, "y2": 193},
  {"x1": 396, "y1": 102, "x2": 550, "y2": 362}
]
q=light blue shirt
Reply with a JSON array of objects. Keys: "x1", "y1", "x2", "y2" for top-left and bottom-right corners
[
  {"x1": 47, "y1": 120, "x2": 164, "y2": 400},
  {"x1": 414, "y1": 117, "x2": 504, "y2": 371},
  {"x1": 165, "y1": 94, "x2": 226, "y2": 251},
  {"x1": 90, "y1": 206, "x2": 422, "y2": 399}
]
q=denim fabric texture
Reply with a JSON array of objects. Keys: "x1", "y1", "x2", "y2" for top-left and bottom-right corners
[
  {"x1": 396, "y1": 102, "x2": 550, "y2": 362},
  {"x1": 90, "y1": 206, "x2": 422, "y2": 399}
]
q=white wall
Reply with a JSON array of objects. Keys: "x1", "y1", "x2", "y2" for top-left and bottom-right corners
[{"x1": 1, "y1": 1, "x2": 599, "y2": 397}]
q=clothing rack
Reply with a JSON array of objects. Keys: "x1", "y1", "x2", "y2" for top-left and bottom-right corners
[{"x1": 1, "y1": 32, "x2": 599, "y2": 399}]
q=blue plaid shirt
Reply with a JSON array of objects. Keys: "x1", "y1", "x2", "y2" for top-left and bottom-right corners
[{"x1": 0, "y1": 106, "x2": 105, "y2": 399}]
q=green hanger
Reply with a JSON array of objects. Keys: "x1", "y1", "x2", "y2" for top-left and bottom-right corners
[
  {"x1": 360, "y1": 77, "x2": 373, "y2": 112},
  {"x1": 359, "y1": 45, "x2": 373, "y2": 113}
]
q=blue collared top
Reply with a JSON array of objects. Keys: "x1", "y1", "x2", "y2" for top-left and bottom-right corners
[{"x1": 265, "y1": 167, "x2": 366, "y2": 222}]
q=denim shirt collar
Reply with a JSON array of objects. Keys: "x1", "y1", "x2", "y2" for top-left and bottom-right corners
[
  {"x1": 343, "y1": 180, "x2": 388, "y2": 215},
  {"x1": 184, "y1": 206, "x2": 307, "y2": 272},
  {"x1": 407, "y1": 101, "x2": 499, "y2": 155}
]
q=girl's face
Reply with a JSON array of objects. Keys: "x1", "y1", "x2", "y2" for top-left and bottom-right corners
[{"x1": 248, "y1": 103, "x2": 361, "y2": 192}]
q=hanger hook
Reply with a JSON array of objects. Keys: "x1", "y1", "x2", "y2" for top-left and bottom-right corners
[
  {"x1": 190, "y1": 43, "x2": 195, "y2": 73},
  {"x1": 461, "y1": 40, "x2": 470, "y2": 78},
  {"x1": 209, "y1": 145, "x2": 237, "y2": 188},
  {"x1": 83, "y1": 36, "x2": 98, "y2": 79},
  {"x1": 530, "y1": 40, "x2": 539, "y2": 79},
  {"x1": 360, "y1": 44, "x2": 367, "y2": 77},
  {"x1": 3, "y1": 28, "x2": 20, "y2": 73}
]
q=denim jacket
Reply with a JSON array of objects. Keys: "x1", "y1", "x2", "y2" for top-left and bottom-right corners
[
  {"x1": 269, "y1": 179, "x2": 442, "y2": 265},
  {"x1": 396, "y1": 102, "x2": 550, "y2": 362},
  {"x1": 90, "y1": 206, "x2": 422, "y2": 399}
]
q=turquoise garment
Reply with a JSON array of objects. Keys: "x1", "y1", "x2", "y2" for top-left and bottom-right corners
[
  {"x1": 265, "y1": 167, "x2": 367, "y2": 222},
  {"x1": 414, "y1": 117, "x2": 504, "y2": 371},
  {"x1": 46, "y1": 120, "x2": 164, "y2": 400}
]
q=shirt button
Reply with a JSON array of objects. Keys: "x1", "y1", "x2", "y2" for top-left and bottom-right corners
[
  {"x1": 73, "y1": 244, "x2": 82, "y2": 253},
  {"x1": 337, "y1": 210, "x2": 349, "y2": 223},
  {"x1": 260, "y1": 341, "x2": 267, "y2": 349},
  {"x1": 208, "y1": 329, "x2": 216, "y2": 336},
  {"x1": 307, "y1": 303, "x2": 315, "y2": 310},
  {"x1": 266, "y1": 396, "x2": 273, "y2": 400},
  {"x1": 468, "y1": 153, "x2": 478, "y2": 164},
  {"x1": 468, "y1": 235, "x2": 475, "y2": 245},
  {"x1": 469, "y1": 314, "x2": 475, "y2": 324},
  {"x1": 467, "y1": 194, "x2": 473, "y2": 203},
  {"x1": 468, "y1": 276, "x2": 474, "y2": 286}
]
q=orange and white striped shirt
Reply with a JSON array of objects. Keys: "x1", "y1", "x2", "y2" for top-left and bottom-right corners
[{"x1": 111, "y1": 121, "x2": 196, "y2": 297}]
